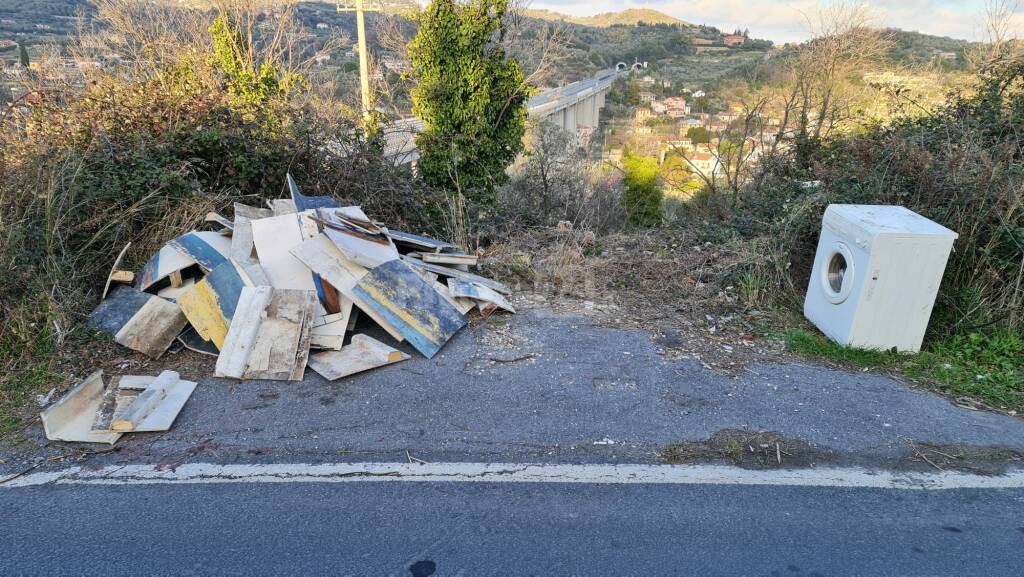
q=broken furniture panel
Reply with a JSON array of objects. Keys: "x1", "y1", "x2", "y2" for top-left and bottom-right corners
[
  {"x1": 421, "y1": 252, "x2": 478, "y2": 267},
  {"x1": 88, "y1": 286, "x2": 188, "y2": 359},
  {"x1": 288, "y1": 173, "x2": 339, "y2": 211},
  {"x1": 177, "y1": 261, "x2": 246, "y2": 349},
  {"x1": 433, "y1": 281, "x2": 476, "y2": 315},
  {"x1": 215, "y1": 286, "x2": 317, "y2": 381},
  {"x1": 251, "y1": 213, "x2": 320, "y2": 293},
  {"x1": 447, "y1": 278, "x2": 516, "y2": 314},
  {"x1": 270, "y1": 198, "x2": 297, "y2": 215},
  {"x1": 386, "y1": 229, "x2": 460, "y2": 253},
  {"x1": 316, "y1": 206, "x2": 400, "y2": 269},
  {"x1": 402, "y1": 255, "x2": 511, "y2": 294},
  {"x1": 109, "y1": 370, "x2": 197, "y2": 432},
  {"x1": 40, "y1": 371, "x2": 122, "y2": 444},
  {"x1": 137, "y1": 244, "x2": 196, "y2": 292},
  {"x1": 307, "y1": 335, "x2": 409, "y2": 380},
  {"x1": 168, "y1": 231, "x2": 231, "y2": 273},
  {"x1": 290, "y1": 234, "x2": 405, "y2": 343}
]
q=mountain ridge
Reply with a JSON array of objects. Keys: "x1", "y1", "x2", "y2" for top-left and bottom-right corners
[{"x1": 523, "y1": 7, "x2": 689, "y2": 27}]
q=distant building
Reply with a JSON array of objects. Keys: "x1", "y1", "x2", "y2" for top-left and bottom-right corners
[
  {"x1": 638, "y1": 75, "x2": 656, "y2": 87},
  {"x1": 651, "y1": 101, "x2": 667, "y2": 114},
  {"x1": 723, "y1": 35, "x2": 746, "y2": 47},
  {"x1": 635, "y1": 107, "x2": 654, "y2": 124},
  {"x1": 0, "y1": 40, "x2": 15, "y2": 49},
  {"x1": 692, "y1": 90, "x2": 706, "y2": 98},
  {"x1": 639, "y1": 91, "x2": 655, "y2": 104},
  {"x1": 314, "y1": 54, "x2": 331, "y2": 66},
  {"x1": 687, "y1": 150, "x2": 720, "y2": 176},
  {"x1": 316, "y1": 22, "x2": 329, "y2": 30},
  {"x1": 692, "y1": 37, "x2": 714, "y2": 46}
]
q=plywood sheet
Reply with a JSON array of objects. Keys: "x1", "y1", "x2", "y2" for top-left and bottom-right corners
[
  {"x1": 40, "y1": 371, "x2": 122, "y2": 444},
  {"x1": 307, "y1": 335, "x2": 409, "y2": 380},
  {"x1": 215, "y1": 287, "x2": 317, "y2": 381},
  {"x1": 177, "y1": 261, "x2": 245, "y2": 349},
  {"x1": 110, "y1": 370, "x2": 197, "y2": 432},
  {"x1": 402, "y1": 255, "x2": 511, "y2": 294},
  {"x1": 447, "y1": 278, "x2": 516, "y2": 313},
  {"x1": 88, "y1": 286, "x2": 188, "y2": 359},
  {"x1": 138, "y1": 244, "x2": 196, "y2": 292},
  {"x1": 288, "y1": 173, "x2": 339, "y2": 211},
  {"x1": 387, "y1": 229, "x2": 459, "y2": 252},
  {"x1": 168, "y1": 231, "x2": 230, "y2": 272},
  {"x1": 251, "y1": 213, "x2": 318, "y2": 292}
]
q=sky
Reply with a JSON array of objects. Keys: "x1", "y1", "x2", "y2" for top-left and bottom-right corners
[{"x1": 527, "y1": 0, "x2": 1015, "y2": 43}]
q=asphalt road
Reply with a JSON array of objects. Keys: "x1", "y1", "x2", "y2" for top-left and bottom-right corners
[{"x1": 3, "y1": 479, "x2": 1023, "y2": 576}]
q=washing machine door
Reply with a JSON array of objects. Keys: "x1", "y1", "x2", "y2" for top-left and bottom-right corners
[{"x1": 820, "y1": 241, "x2": 855, "y2": 304}]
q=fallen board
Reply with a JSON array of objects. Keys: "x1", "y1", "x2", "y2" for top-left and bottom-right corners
[
  {"x1": 318, "y1": 207, "x2": 399, "y2": 269},
  {"x1": 270, "y1": 198, "x2": 297, "y2": 215},
  {"x1": 110, "y1": 370, "x2": 197, "y2": 432},
  {"x1": 137, "y1": 244, "x2": 196, "y2": 292},
  {"x1": 168, "y1": 231, "x2": 231, "y2": 272},
  {"x1": 215, "y1": 286, "x2": 317, "y2": 381},
  {"x1": 306, "y1": 334, "x2": 409, "y2": 380},
  {"x1": 350, "y1": 259, "x2": 466, "y2": 359},
  {"x1": 177, "y1": 326, "x2": 219, "y2": 356},
  {"x1": 288, "y1": 173, "x2": 339, "y2": 211},
  {"x1": 176, "y1": 261, "x2": 246, "y2": 349},
  {"x1": 402, "y1": 255, "x2": 511, "y2": 294},
  {"x1": 40, "y1": 371, "x2": 122, "y2": 444},
  {"x1": 421, "y1": 252, "x2": 478, "y2": 266},
  {"x1": 290, "y1": 234, "x2": 405, "y2": 343},
  {"x1": 87, "y1": 286, "x2": 188, "y2": 359},
  {"x1": 251, "y1": 213, "x2": 319, "y2": 292},
  {"x1": 230, "y1": 204, "x2": 272, "y2": 288},
  {"x1": 447, "y1": 278, "x2": 516, "y2": 313},
  {"x1": 433, "y1": 281, "x2": 475, "y2": 315},
  {"x1": 386, "y1": 229, "x2": 460, "y2": 252}
]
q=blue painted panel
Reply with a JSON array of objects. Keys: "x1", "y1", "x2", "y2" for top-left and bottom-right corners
[
  {"x1": 170, "y1": 233, "x2": 227, "y2": 272},
  {"x1": 351, "y1": 260, "x2": 466, "y2": 358},
  {"x1": 87, "y1": 286, "x2": 151, "y2": 336},
  {"x1": 205, "y1": 261, "x2": 245, "y2": 320}
]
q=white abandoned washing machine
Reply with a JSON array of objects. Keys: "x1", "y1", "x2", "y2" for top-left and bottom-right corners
[{"x1": 803, "y1": 205, "x2": 957, "y2": 352}]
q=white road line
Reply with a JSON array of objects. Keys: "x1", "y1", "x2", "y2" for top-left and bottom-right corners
[{"x1": 4, "y1": 462, "x2": 1024, "y2": 490}]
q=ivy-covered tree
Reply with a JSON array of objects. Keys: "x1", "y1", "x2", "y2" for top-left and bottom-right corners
[
  {"x1": 407, "y1": 0, "x2": 528, "y2": 205},
  {"x1": 18, "y1": 43, "x2": 29, "y2": 68},
  {"x1": 622, "y1": 153, "x2": 662, "y2": 226}
]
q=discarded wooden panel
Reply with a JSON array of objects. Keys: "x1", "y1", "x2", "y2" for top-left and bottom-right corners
[
  {"x1": 315, "y1": 207, "x2": 399, "y2": 269},
  {"x1": 447, "y1": 278, "x2": 515, "y2": 313},
  {"x1": 117, "y1": 375, "x2": 157, "y2": 390},
  {"x1": 138, "y1": 244, "x2": 196, "y2": 292},
  {"x1": 178, "y1": 326, "x2": 219, "y2": 356},
  {"x1": 422, "y1": 252, "x2": 478, "y2": 267},
  {"x1": 433, "y1": 281, "x2": 476, "y2": 315},
  {"x1": 205, "y1": 212, "x2": 234, "y2": 231},
  {"x1": 110, "y1": 370, "x2": 196, "y2": 432},
  {"x1": 88, "y1": 286, "x2": 188, "y2": 359},
  {"x1": 177, "y1": 261, "x2": 245, "y2": 349},
  {"x1": 234, "y1": 203, "x2": 273, "y2": 220},
  {"x1": 351, "y1": 259, "x2": 467, "y2": 358},
  {"x1": 91, "y1": 380, "x2": 139, "y2": 432},
  {"x1": 387, "y1": 229, "x2": 459, "y2": 252},
  {"x1": 408, "y1": 264, "x2": 439, "y2": 285},
  {"x1": 40, "y1": 371, "x2": 122, "y2": 444},
  {"x1": 307, "y1": 335, "x2": 410, "y2": 380},
  {"x1": 157, "y1": 277, "x2": 196, "y2": 302},
  {"x1": 251, "y1": 213, "x2": 319, "y2": 293},
  {"x1": 310, "y1": 300, "x2": 352, "y2": 350},
  {"x1": 290, "y1": 234, "x2": 405, "y2": 343},
  {"x1": 168, "y1": 231, "x2": 231, "y2": 272},
  {"x1": 402, "y1": 255, "x2": 511, "y2": 294},
  {"x1": 270, "y1": 198, "x2": 297, "y2": 215},
  {"x1": 215, "y1": 287, "x2": 317, "y2": 381},
  {"x1": 103, "y1": 242, "x2": 133, "y2": 300},
  {"x1": 288, "y1": 173, "x2": 339, "y2": 211}
]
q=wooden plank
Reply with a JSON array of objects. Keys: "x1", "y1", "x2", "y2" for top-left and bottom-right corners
[
  {"x1": 290, "y1": 234, "x2": 405, "y2": 342},
  {"x1": 307, "y1": 334, "x2": 409, "y2": 380},
  {"x1": 111, "y1": 370, "x2": 196, "y2": 432},
  {"x1": 103, "y1": 242, "x2": 132, "y2": 300},
  {"x1": 447, "y1": 278, "x2": 516, "y2": 313},
  {"x1": 433, "y1": 281, "x2": 475, "y2": 315},
  {"x1": 387, "y1": 229, "x2": 459, "y2": 252},
  {"x1": 137, "y1": 244, "x2": 195, "y2": 292},
  {"x1": 270, "y1": 198, "x2": 297, "y2": 215},
  {"x1": 176, "y1": 261, "x2": 245, "y2": 349},
  {"x1": 251, "y1": 213, "x2": 319, "y2": 292},
  {"x1": 215, "y1": 287, "x2": 317, "y2": 381},
  {"x1": 422, "y1": 252, "x2": 478, "y2": 266},
  {"x1": 402, "y1": 255, "x2": 511, "y2": 294},
  {"x1": 317, "y1": 207, "x2": 399, "y2": 269},
  {"x1": 88, "y1": 286, "x2": 188, "y2": 359},
  {"x1": 117, "y1": 375, "x2": 157, "y2": 390},
  {"x1": 351, "y1": 259, "x2": 467, "y2": 358},
  {"x1": 233, "y1": 203, "x2": 272, "y2": 220},
  {"x1": 40, "y1": 371, "x2": 122, "y2": 444},
  {"x1": 168, "y1": 231, "x2": 230, "y2": 272}
]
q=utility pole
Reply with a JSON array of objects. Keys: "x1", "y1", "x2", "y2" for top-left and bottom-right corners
[{"x1": 338, "y1": 0, "x2": 379, "y2": 125}]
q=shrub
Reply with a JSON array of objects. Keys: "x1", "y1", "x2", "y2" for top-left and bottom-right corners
[{"x1": 622, "y1": 154, "x2": 663, "y2": 226}]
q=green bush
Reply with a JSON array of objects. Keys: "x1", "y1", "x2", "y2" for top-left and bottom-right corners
[{"x1": 622, "y1": 154, "x2": 663, "y2": 226}]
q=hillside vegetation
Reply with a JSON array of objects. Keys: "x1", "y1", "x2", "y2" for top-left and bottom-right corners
[{"x1": 524, "y1": 8, "x2": 688, "y2": 27}]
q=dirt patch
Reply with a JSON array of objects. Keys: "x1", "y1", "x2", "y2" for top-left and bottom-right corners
[
  {"x1": 486, "y1": 229, "x2": 789, "y2": 374},
  {"x1": 658, "y1": 429, "x2": 837, "y2": 469},
  {"x1": 898, "y1": 438, "x2": 1024, "y2": 475}
]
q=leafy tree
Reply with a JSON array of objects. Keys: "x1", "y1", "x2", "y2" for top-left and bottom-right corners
[
  {"x1": 622, "y1": 153, "x2": 662, "y2": 226},
  {"x1": 686, "y1": 126, "x2": 711, "y2": 144},
  {"x1": 18, "y1": 43, "x2": 29, "y2": 68},
  {"x1": 407, "y1": 0, "x2": 528, "y2": 205}
]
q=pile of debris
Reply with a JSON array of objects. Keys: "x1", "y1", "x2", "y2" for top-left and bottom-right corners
[{"x1": 42, "y1": 175, "x2": 514, "y2": 444}]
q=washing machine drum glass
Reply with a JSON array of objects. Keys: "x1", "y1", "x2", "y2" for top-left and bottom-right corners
[{"x1": 821, "y1": 242, "x2": 855, "y2": 304}]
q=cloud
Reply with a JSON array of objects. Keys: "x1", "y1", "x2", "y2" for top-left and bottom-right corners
[{"x1": 528, "y1": 0, "x2": 1004, "y2": 42}]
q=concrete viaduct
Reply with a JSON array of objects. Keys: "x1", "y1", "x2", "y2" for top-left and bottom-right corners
[{"x1": 383, "y1": 68, "x2": 625, "y2": 164}]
